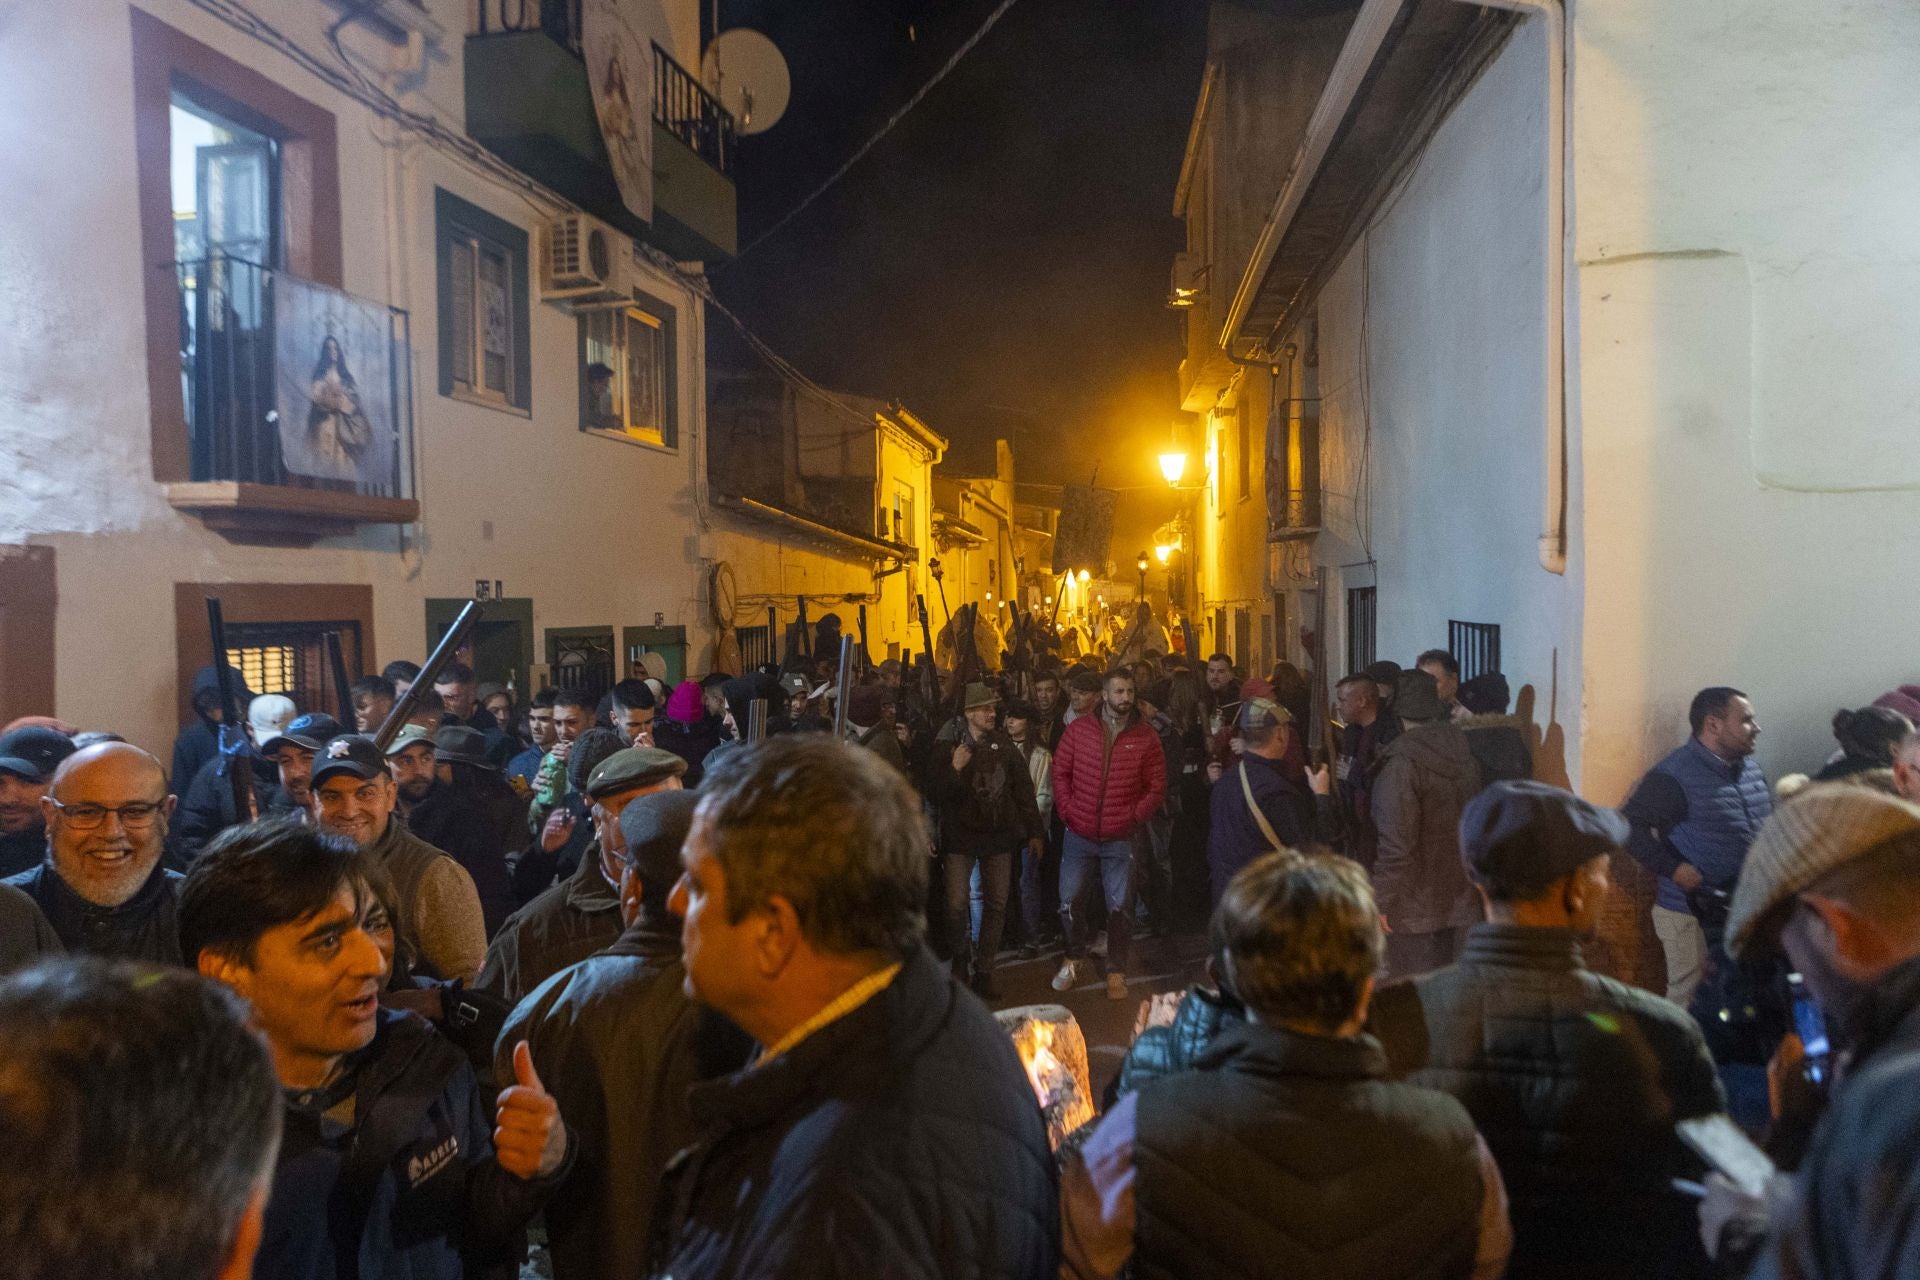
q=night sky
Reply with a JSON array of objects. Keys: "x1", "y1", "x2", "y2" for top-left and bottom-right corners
[{"x1": 708, "y1": 0, "x2": 1208, "y2": 494}]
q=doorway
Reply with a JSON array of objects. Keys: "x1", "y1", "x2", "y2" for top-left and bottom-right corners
[
  {"x1": 426, "y1": 598, "x2": 533, "y2": 699},
  {"x1": 623, "y1": 625, "x2": 688, "y2": 684}
]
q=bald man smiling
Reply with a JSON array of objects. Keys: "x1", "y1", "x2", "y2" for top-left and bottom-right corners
[{"x1": 3, "y1": 742, "x2": 184, "y2": 963}]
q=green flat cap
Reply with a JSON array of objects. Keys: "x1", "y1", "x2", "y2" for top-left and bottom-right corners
[
  {"x1": 384, "y1": 724, "x2": 436, "y2": 756},
  {"x1": 585, "y1": 746, "x2": 688, "y2": 799}
]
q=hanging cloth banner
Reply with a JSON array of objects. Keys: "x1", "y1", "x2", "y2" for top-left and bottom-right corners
[
  {"x1": 584, "y1": 0, "x2": 654, "y2": 222},
  {"x1": 275, "y1": 274, "x2": 398, "y2": 488}
]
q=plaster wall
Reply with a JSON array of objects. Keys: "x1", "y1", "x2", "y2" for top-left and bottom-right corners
[
  {"x1": 1571, "y1": 0, "x2": 1920, "y2": 801},
  {"x1": 1, "y1": 0, "x2": 714, "y2": 757},
  {"x1": 1311, "y1": 20, "x2": 1581, "y2": 785}
]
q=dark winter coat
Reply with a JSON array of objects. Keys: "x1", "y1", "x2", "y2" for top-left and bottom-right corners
[
  {"x1": 496, "y1": 920, "x2": 753, "y2": 1280},
  {"x1": 408, "y1": 779, "x2": 524, "y2": 938},
  {"x1": 477, "y1": 846, "x2": 622, "y2": 1005},
  {"x1": 1131, "y1": 1021, "x2": 1487, "y2": 1280},
  {"x1": 1371, "y1": 722, "x2": 1484, "y2": 936},
  {"x1": 653, "y1": 714, "x2": 729, "y2": 788},
  {"x1": 172, "y1": 751, "x2": 282, "y2": 863},
  {"x1": 0, "y1": 881, "x2": 61, "y2": 974},
  {"x1": 169, "y1": 718, "x2": 219, "y2": 802},
  {"x1": 260, "y1": 1009, "x2": 567, "y2": 1280},
  {"x1": 927, "y1": 724, "x2": 1044, "y2": 855},
  {"x1": 1461, "y1": 714, "x2": 1533, "y2": 785},
  {"x1": 4, "y1": 861, "x2": 183, "y2": 964},
  {"x1": 1207, "y1": 752, "x2": 1326, "y2": 900},
  {"x1": 1750, "y1": 954, "x2": 1920, "y2": 1280},
  {"x1": 0, "y1": 824, "x2": 46, "y2": 880},
  {"x1": 653, "y1": 946, "x2": 1058, "y2": 1280},
  {"x1": 1369, "y1": 924, "x2": 1724, "y2": 1279},
  {"x1": 1053, "y1": 710, "x2": 1167, "y2": 843}
]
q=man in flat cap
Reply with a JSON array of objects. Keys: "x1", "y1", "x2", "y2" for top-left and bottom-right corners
[
  {"x1": 479, "y1": 746, "x2": 686, "y2": 1004},
  {"x1": 1370, "y1": 780, "x2": 1724, "y2": 1280},
  {"x1": 1706, "y1": 785, "x2": 1920, "y2": 1278},
  {"x1": 498, "y1": 790, "x2": 750, "y2": 1280}
]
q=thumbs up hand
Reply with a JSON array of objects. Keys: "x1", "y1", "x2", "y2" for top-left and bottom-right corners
[{"x1": 495, "y1": 1040, "x2": 567, "y2": 1180}]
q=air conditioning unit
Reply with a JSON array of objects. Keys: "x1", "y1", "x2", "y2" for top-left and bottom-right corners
[{"x1": 539, "y1": 214, "x2": 625, "y2": 303}]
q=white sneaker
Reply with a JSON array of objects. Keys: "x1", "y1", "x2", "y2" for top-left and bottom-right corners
[
  {"x1": 1106, "y1": 972, "x2": 1129, "y2": 1001},
  {"x1": 1051, "y1": 960, "x2": 1078, "y2": 992}
]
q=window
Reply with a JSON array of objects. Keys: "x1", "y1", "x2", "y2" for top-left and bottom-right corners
[
  {"x1": 890, "y1": 483, "x2": 916, "y2": 544},
  {"x1": 436, "y1": 189, "x2": 530, "y2": 411},
  {"x1": 170, "y1": 90, "x2": 279, "y2": 270},
  {"x1": 134, "y1": 9, "x2": 342, "y2": 486},
  {"x1": 579, "y1": 293, "x2": 677, "y2": 448},
  {"x1": 1448, "y1": 620, "x2": 1502, "y2": 682},
  {"x1": 222, "y1": 619, "x2": 363, "y2": 710},
  {"x1": 1347, "y1": 586, "x2": 1376, "y2": 674},
  {"x1": 547, "y1": 627, "x2": 615, "y2": 705}
]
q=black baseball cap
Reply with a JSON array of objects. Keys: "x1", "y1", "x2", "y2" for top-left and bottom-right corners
[
  {"x1": 310, "y1": 734, "x2": 389, "y2": 786},
  {"x1": 260, "y1": 713, "x2": 345, "y2": 757},
  {"x1": 1459, "y1": 780, "x2": 1629, "y2": 899},
  {"x1": 0, "y1": 726, "x2": 77, "y2": 784}
]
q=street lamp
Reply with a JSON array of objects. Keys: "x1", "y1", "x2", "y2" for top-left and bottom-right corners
[
  {"x1": 1159, "y1": 450, "x2": 1187, "y2": 485},
  {"x1": 1136, "y1": 551, "x2": 1149, "y2": 599},
  {"x1": 1154, "y1": 543, "x2": 1171, "y2": 565}
]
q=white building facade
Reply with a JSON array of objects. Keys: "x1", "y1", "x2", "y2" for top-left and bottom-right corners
[
  {"x1": 1, "y1": 0, "x2": 748, "y2": 749},
  {"x1": 1180, "y1": 0, "x2": 1920, "y2": 801}
]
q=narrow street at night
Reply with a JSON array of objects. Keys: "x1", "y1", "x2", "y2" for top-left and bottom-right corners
[{"x1": 6, "y1": 1, "x2": 1920, "y2": 1278}]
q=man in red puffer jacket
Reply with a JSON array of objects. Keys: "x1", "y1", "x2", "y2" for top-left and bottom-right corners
[{"x1": 1051, "y1": 667, "x2": 1166, "y2": 1000}]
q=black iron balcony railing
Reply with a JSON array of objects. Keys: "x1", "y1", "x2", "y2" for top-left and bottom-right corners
[
  {"x1": 471, "y1": 0, "x2": 582, "y2": 56},
  {"x1": 653, "y1": 42, "x2": 734, "y2": 177},
  {"x1": 468, "y1": 1, "x2": 735, "y2": 178},
  {"x1": 177, "y1": 254, "x2": 414, "y2": 499}
]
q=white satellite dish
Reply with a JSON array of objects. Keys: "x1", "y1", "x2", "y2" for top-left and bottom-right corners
[{"x1": 701, "y1": 28, "x2": 790, "y2": 135}]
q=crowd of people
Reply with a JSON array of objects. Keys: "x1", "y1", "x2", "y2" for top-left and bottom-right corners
[{"x1": 4, "y1": 622, "x2": 1920, "y2": 1279}]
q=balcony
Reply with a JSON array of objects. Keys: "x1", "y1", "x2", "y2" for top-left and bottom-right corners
[
  {"x1": 168, "y1": 255, "x2": 418, "y2": 544},
  {"x1": 466, "y1": 0, "x2": 737, "y2": 261}
]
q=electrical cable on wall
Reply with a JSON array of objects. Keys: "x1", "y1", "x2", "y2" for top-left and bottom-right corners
[{"x1": 719, "y1": 0, "x2": 1024, "y2": 268}]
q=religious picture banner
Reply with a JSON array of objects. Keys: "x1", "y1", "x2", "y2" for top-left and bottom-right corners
[
  {"x1": 584, "y1": 0, "x2": 653, "y2": 223},
  {"x1": 274, "y1": 275, "x2": 398, "y2": 487}
]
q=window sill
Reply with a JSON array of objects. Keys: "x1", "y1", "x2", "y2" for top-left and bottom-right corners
[
  {"x1": 167, "y1": 482, "x2": 419, "y2": 546},
  {"x1": 581, "y1": 426, "x2": 678, "y2": 455},
  {"x1": 446, "y1": 388, "x2": 532, "y2": 419}
]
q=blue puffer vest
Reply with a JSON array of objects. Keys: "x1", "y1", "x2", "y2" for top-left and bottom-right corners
[{"x1": 1651, "y1": 739, "x2": 1771, "y2": 912}]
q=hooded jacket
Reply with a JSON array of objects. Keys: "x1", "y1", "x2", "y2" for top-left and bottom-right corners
[
  {"x1": 496, "y1": 920, "x2": 753, "y2": 1280},
  {"x1": 654, "y1": 713, "x2": 729, "y2": 788},
  {"x1": 653, "y1": 946, "x2": 1058, "y2": 1280},
  {"x1": 1053, "y1": 709, "x2": 1167, "y2": 843},
  {"x1": 1371, "y1": 721, "x2": 1484, "y2": 935},
  {"x1": 260, "y1": 1009, "x2": 568, "y2": 1280},
  {"x1": 172, "y1": 751, "x2": 283, "y2": 864}
]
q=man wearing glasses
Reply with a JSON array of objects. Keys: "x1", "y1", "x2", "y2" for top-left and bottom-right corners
[{"x1": 3, "y1": 741, "x2": 182, "y2": 963}]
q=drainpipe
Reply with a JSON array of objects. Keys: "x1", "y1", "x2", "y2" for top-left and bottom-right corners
[{"x1": 1452, "y1": 0, "x2": 1567, "y2": 575}]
